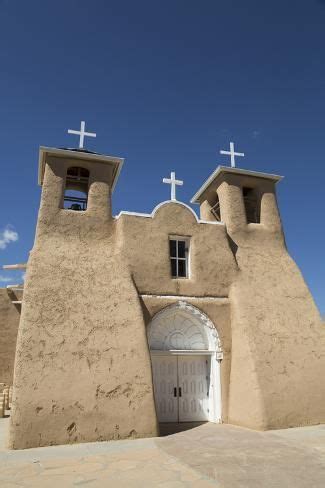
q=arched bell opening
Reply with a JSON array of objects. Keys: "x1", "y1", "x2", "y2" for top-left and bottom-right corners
[
  {"x1": 147, "y1": 301, "x2": 222, "y2": 426},
  {"x1": 63, "y1": 166, "x2": 90, "y2": 211}
]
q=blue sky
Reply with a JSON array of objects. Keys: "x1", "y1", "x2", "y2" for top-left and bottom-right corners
[{"x1": 0, "y1": 0, "x2": 324, "y2": 314}]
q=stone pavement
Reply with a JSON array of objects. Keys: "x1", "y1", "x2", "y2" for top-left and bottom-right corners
[{"x1": 1, "y1": 417, "x2": 325, "y2": 487}]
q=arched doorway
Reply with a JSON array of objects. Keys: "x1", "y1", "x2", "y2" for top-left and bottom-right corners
[{"x1": 147, "y1": 301, "x2": 222, "y2": 424}]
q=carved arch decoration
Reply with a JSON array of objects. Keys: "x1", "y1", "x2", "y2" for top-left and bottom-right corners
[{"x1": 147, "y1": 301, "x2": 221, "y2": 352}]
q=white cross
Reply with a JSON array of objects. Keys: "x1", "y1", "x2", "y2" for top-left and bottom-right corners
[
  {"x1": 220, "y1": 141, "x2": 244, "y2": 168},
  {"x1": 68, "y1": 121, "x2": 96, "y2": 149},
  {"x1": 163, "y1": 171, "x2": 183, "y2": 201}
]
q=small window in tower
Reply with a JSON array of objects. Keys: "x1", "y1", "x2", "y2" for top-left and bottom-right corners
[
  {"x1": 63, "y1": 166, "x2": 89, "y2": 211},
  {"x1": 169, "y1": 237, "x2": 190, "y2": 279},
  {"x1": 243, "y1": 187, "x2": 260, "y2": 223}
]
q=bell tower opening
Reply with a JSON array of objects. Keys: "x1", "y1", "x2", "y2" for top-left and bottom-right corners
[
  {"x1": 210, "y1": 194, "x2": 221, "y2": 221},
  {"x1": 243, "y1": 187, "x2": 260, "y2": 224},
  {"x1": 63, "y1": 166, "x2": 89, "y2": 211},
  {"x1": 191, "y1": 166, "x2": 283, "y2": 230}
]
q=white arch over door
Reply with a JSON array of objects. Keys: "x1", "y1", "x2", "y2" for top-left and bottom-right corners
[{"x1": 148, "y1": 301, "x2": 222, "y2": 423}]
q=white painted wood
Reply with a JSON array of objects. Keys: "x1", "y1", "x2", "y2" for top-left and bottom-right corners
[
  {"x1": 163, "y1": 172, "x2": 183, "y2": 201},
  {"x1": 210, "y1": 352, "x2": 222, "y2": 423},
  {"x1": 148, "y1": 302, "x2": 221, "y2": 352},
  {"x1": 178, "y1": 355, "x2": 210, "y2": 422},
  {"x1": 151, "y1": 354, "x2": 213, "y2": 422},
  {"x1": 220, "y1": 141, "x2": 244, "y2": 168},
  {"x1": 148, "y1": 302, "x2": 222, "y2": 423},
  {"x1": 2, "y1": 264, "x2": 27, "y2": 269},
  {"x1": 68, "y1": 121, "x2": 96, "y2": 149},
  {"x1": 141, "y1": 294, "x2": 229, "y2": 302},
  {"x1": 151, "y1": 355, "x2": 178, "y2": 422},
  {"x1": 151, "y1": 350, "x2": 215, "y2": 356}
]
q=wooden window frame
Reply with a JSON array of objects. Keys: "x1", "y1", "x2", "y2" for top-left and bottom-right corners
[{"x1": 169, "y1": 236, "x2": 190, "y2": 279}]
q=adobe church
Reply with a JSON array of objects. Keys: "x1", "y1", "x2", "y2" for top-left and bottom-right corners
[{"x1": 1, "y1": 124, "x2": 324, "y2": 449}]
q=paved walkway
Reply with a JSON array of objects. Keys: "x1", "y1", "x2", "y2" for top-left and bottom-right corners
[{"x1": 1, "y1": 417, "x2": 325, "y2": 487}]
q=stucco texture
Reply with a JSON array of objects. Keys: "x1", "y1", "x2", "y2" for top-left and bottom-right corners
[
  {"x1": 0, "y1": 290, "x2": 20, "y2": 385},
  {"x1": 9, "y1": 151, "x2": 325, "y2": 449},
  {"x1": 115, "y1": 202, "x2": 237, "y2": 297},
  {"x1": 214, "y1": 177, "x2": 325, "y2": 430},
  {"x1": 9, "y1": 157, "x2": 158, "y2": 449}
]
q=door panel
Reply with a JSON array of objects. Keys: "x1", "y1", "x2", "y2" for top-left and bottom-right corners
[
  {"x1": 178, "y1": 356, "x2": 209, "y2": 421},
  {"x1": 151, "y1": 355, "x2": 178, "y2": 422}
]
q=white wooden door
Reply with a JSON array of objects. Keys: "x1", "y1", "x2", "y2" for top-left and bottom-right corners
[
  {"x1": 178, "y1": 356, "x2": 210, "y2": 422},
  {"x1": 151, "y1": 355, "x2": 178, "y2": 422},
  {"x1": 151, "y1": 355, "x2": 210, "y2": 422}
]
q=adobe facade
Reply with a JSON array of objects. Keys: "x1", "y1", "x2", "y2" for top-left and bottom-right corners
[{"x1": 1, "y1": 145, "x2": 324, "y2": 449}]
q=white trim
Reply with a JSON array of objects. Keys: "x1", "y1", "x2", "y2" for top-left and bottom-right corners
[
  {"x1": 199, "y1": 219, "x2": 222, "y2": 225},
  {"x1": 191, "y1": 165, "x2": 284, "y2": 204},
  {"x1": 115, "y1": 200, "x2": 224, "y2": 225},
  {"x1": 150, "y1": 350, "x2": 215, "y2": 356},
  {"x1": 115, "y1": 210, "x2": 152, "y2": 219},
  {"x1": 140, "y1": 294, "x2": 229, "y2": 302}
]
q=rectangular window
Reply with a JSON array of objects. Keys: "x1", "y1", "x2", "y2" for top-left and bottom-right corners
[{"x1": 169, "y1": 237, "x2": 190, "y2": 278}]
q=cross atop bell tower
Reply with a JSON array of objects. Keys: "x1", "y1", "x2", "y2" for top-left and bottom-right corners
[
  {"x1": 220, "y1": 142, "x2": 245, "y2": 168},
  {"x1": 68, "y1": 121, "x2": 96, "y2": 149}
]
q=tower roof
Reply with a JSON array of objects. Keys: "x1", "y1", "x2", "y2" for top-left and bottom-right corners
[
  {"x1": 38, "y1": 146, "x2": 124, "y2": 190},
  {"x1": 191, "y1": 166, "x2": 283, "y2": 204}
]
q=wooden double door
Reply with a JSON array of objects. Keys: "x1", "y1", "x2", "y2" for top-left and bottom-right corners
[{"x1": 151, "y1": 354, "x2": 210, "y2": 422}]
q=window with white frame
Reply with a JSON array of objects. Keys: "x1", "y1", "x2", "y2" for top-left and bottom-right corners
[{"x1": 169, "y1": 237, "x2": 190, "y2": 278}]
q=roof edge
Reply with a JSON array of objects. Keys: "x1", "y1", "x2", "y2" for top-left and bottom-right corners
[
  {"x1": 191, "y1": 166, "x2": 283, "y2": 204},
  {"x1": 38, "y1": 146, "x2": 124, "y2": 192}
]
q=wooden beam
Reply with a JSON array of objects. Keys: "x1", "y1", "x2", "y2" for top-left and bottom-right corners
[{"x1": 2, "y1": 264, "x2": 27, "y2": 270}]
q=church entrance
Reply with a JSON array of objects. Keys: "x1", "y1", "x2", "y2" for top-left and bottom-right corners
[
  {"x1": 147, "y1": 301, "x2": 222, "y2": 424},
  {"x1": 151, "y1": 353, "x2": 210, "y2": 422}
]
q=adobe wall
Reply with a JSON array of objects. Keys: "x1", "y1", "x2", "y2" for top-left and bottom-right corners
[
  {"x1": 9, "y1": 157, "x2": 158, "y2": 449},
  {"x1": 115, "y1": 202, "x2": 238, "y2": 297},
  {"x1": 0, "y1": 289, "x2": 20, "y2": 385},
  {"x1": 216, "y1": 179, "x2": 325, "y2": 430}
]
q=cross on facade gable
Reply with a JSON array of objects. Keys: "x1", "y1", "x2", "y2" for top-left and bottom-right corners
[
  {"x1": 220, "y1": 142, "x2": 244, "y2": 168},
  {"x1": 68, "y1": 121, "x2": 96, "y2": 149},
  {"x1": 163, "y1": 171, "x2": 183, "y2": 201}
]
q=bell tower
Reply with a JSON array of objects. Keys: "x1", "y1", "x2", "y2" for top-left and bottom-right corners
[
  {"x1": 191, "y1": 164, "x2": 325, "y2": 431},
  {"x1": 35, "y1": 146, "x2": 123, "y2": 241},
  {"x1": 9, "y1": 145, "x2": 158, "y2": 449},
  {"x1": 191, "y1": 165, "x2": 283, "y2": 234}
]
